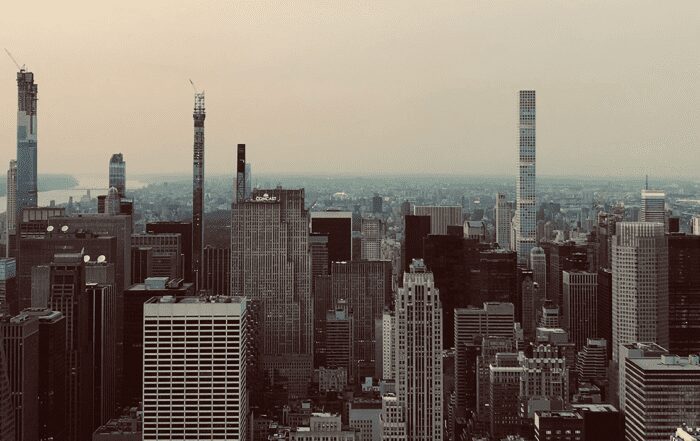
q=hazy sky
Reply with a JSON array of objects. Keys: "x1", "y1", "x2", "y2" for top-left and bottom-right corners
[{"x1": 1, "y1": 1, "x2": 699, "y2": 178}]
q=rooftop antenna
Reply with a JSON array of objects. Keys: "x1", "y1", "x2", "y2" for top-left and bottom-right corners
[
  {"x1": 3, "y1": 48, "x2": 24, "y2": 71},
  {"x1": 645, "y1": 174, "x2": 649, "y2": 190}
]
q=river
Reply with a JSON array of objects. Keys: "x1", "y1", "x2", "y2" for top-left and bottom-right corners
[{"x1": 0, "y1": 174, "x2": 147, "y2": 213}]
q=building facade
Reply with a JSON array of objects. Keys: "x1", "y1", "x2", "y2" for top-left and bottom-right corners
[{"x1": 514, "y1": 90, "x2": 536, "y2": 266}]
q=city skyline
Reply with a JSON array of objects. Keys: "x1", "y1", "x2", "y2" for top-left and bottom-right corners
[{"x1": 1, "y1": 1, "x2": 699, "y2": 178}]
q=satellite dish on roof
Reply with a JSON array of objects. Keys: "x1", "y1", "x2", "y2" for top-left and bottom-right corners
[
  {"x1": 46, "y1": 225, "x2": 54, "y2": 232},
  {"x1": 83, "y1": 255, "x2": 90, "y2": 263},
  {"x1": 97, "y1": 255, "x2": 106, "y2": 263},
  {"x1": 61, "y1": 225, "x2": 69, "y2": 233}
]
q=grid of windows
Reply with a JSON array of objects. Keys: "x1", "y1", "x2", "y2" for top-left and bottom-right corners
[{"x1": 142, "y1": 298, "x2": 247, "y2": 441}]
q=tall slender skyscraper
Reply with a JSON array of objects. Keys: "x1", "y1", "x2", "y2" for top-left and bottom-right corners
[
  {"x1": 495, "y1": 192, "x2": 511, "y2": 250},
  {"x1": 395, "y1": 259, "x2": 443, "y2": 440},
  {"x1": 192, "y1": 91, "x2": 205, "y2": 289},
  {"x1": 612, "y1": 222, "x2": 668, "y2": 363},
  {"x1": 5, "y1": 160, "x2": 17, "y2": 256},
  {"x1": 108, "y1": 153, "x2": 125, "y2": 197},
  {"x1": 515, "y1": 90, "x2": 536, "y2": 266},
  {"x1": 16, "y1": 69, "x2": 38, "y2": 219},
  {"x1": 234, "y1": 144, "x2": 246, "y2": 204}
]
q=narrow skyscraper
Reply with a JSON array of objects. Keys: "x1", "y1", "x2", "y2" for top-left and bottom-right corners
[
  {"x1": 395, "y1": 259, "x2": 443, "y2": 440},
  {"x1": 5, "y1": 160, "x2": 17, "y2": 257},
  {"x1": 108, "y1": 153, "x2": 126, "y2": 197},
  {"x1": 192, "y1": 90, "x2": 205, "y2": 289},
  {"x1": 495, "y1": 192, "x2": 511, "y2": 250},
  {"x1": 16, "y1": 68, "x2": 38, "y2": 219},
  {"x1": 515, "y1": 90, "x2": 536, "y2": 266},
  {"x1": 234, "y1": 144, "x2": 246, "y2": 204}
]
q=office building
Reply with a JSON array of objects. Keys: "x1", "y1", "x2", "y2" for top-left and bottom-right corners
[
  {"x1": 562, "y1": 271, "x2": 597, "y2": 350},
  {"x1": 612, "y1": 222, "x2": 668, "y2": 363},
  {"x1": 423, "y1": 230, "x2": 481, "y2": 348},
  {"x1": 576, "y1": 339, "x2": 607, "y2": 384},
  {"x1": 640, "y1": 189, "x2": 666, "y2": 225},
  {"x1": 191, "y1": 91, "x2": 205, "y2": 289},
  {"x1": 331, "y1": 261, "x2": 391, "y2": 378},
  {"x1": 519, "y1": 346, "x2": 569, "y2": 417},
  {"x1": 22, "y1": 308, "x2": 66, "y2": 441},
  {"x1": 349, "y1": 399, "x2": 382, "y2": 441},
  {"x1": 15, "y1": 68, "x2": 38, "y2": 219},
  {"x1": 5, "y1": 160, "x2": 17, "y2": 255},
  {"x1": 360, "y1": 217, "x2": 383, "y2": 261},
  {"x1": 87, "y1": 281, "x2": 117, "y2": 428},
  {"x1": 617, "y1": 342, "x2": 668, "y2": 412},
  {"x1": 489, "y1": 353, "x2": 522, "y2": 439},
  {"x1": 464, "y1": 220, "x2": 487, "y2": 242},
  {"x1": 495, "y1": 192, "x2": 511, "y2": 250},
  {"x1": 381, "y1": 311, "x2": 395, "y2": 380},
  {"x1": 202, "y1": 245, "x2": 230, "y2": 295},
  {"x1": 310, "y1": 211, "x2": 353, "y2": 264},
  {"x1": 131, "y1": 233, "x2": 182, "y2": 279},
  {"x1": 455, "y1": 303, "x2": 514, "y2": 419},
  {"x1": 0, "y1": 343, "x2": 13, "y2": 441},
  {"x1": 290, "y1": 413, "x2": 356, "y2": 440},
  {"x1": 0, "y1": 312, "x2": 39, "y2": 441},
  {"x1": 108, "y1": 153, "x2": 126, "y2": 197},
  {"x1": 395, "y1": 260, "x2": 443, "y2": 440},
  {"x1": 514, "y1": 90, "x2": 536, "y2": 265},
  {"x1": 47, "y1": 253, "x2": 93, "y2": 441},
  {"x1": 412, "y1": 205, "x2": 462, "y2": 235},
  {"x1": 142, "y1": 296, "x2": 248, "y2": 441},
  {"x1": 477, "y1": 249, "x2": 518, "y2": 306},
  {"x1": 667, "y1": 233, "x2": 700, "y2": 355},
  {"x1": 571, "y1": 404, "x2": 621, "y2": 441},
  {"x1": 146, "y1": 222, "x2": 193, "y2": 283},
  {"x1": 380, "y1": 394, "x2": 406, "y2": 441},
  {"x1": 0, "y1": 259, "x2": 16, "y2": 316},
  {"x1": 324, "y1": 307, "x2": 353, "y2": 379},
  {"x1": 402, "y1": 214, "x2": 430, "y2": 273},
  {"x1": 130, "y1": 246, "x2": 152, "y2": 284},
  {"x1": 624, "y1": 354, "x2": 700, "y2": 441},
  {"x1": 534, "y1": 410, "x2": 583, "y2": 441},
  {"x1": 231, "y1": 188, "x2": 312, "y2": 396},
  {"x1": 547, "y1": 241, "x2": 589, "y2": 307},
  {"x1": 596, "y1": 268, "x2": 613, "y2": 361},
  {"x1": 530, "y1": 246, "x2": 547, "y2": 301},
  {"x1": 122, "y1": 277, "x2": 194, "y2": 406}
]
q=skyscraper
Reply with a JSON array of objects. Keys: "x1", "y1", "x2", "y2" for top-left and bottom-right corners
[
  {"x1": 395, "y1": 259, "x2": 443, "y2": 440},
  {"x1": 5, "y1": 160, "x2": 17, "y2": 257},
  {"x1": 612, "y1": 222, "x2": 668, "y2": 363},
  {"x1": 146, "y1": 221, "x2": 193, "y2": 283},
  {"x1": 640, "y1": 189, "x2": 666, "y2": 225},
  {"x1": 402, "y1": 214, "x2": 431, "y2": 273},
  {"x1": 131, "y1": 233, "x2": 183, "y2": 279},
  {"x1": 192, "y1": 91, "x2": 205, "y2": 289},
  {"x1": 412, "y1": 205, "x2": 462, "y2": 235},
  {"x1": 234, "y1": 144, "x2": 246, "y2": 204},
  {"x1": 231, "y1": 188, "x2": 312, "y2": 396},
  {"x1": 530, "y1": 246, "x2": 547, "y2": 300},
  {"x1": 495, "y1": 192, "x2": 511, "y2": 250},
  {"x1": 202, "y1": 245, "x2": 230, "y2": 295},
  {"x1": 562, "y1": 270, "x2": 598, "y2": 350},
  {"x1": 667, "y1": 233, "x2": 700, "y2": 355},
  {"x1": 515, "y1": 90, "x2": 536, "y2": 266},
  {"x1": 330, "y1": 260, "x2": 391, "y2": 378},
  {"x1": 15, "y1": 69, "x2": 38, "y2": 219},
  {"x1": 108, "y1": 153, "x2": 126, "y2": 197},
  {"x1": 310, "y1": 211, "x2": 353, "y2": 264},
  {"x1": 0, "y1": 313, "x2": 39, "y2": 441},
  {"x1": 47, "y1": 253, "x2": 93, "y2": 441},
  {"x1": 624, "y1": 354, "x2": 700, "y2": 441},
  {"x1": 142, "y1": 296, "x2": 248, "y2": 441}
]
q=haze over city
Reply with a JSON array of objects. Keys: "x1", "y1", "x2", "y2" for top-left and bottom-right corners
[{"x1": 1, "y1": 0, "x2": 699, "y2": 177}]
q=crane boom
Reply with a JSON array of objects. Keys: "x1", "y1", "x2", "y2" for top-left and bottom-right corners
[{"x1": 4, "y1": 49, "x2": 22, "y2": 70}]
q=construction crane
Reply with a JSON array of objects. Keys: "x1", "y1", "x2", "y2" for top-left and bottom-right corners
[
  {"x1": 4, "y1": 48, "x2": 24, "y2": 71},
  {"x1": 189, "y1": 78, "x2": 200, "y2": 94}
]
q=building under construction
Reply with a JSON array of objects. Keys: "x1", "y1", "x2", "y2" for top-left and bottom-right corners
[
  {"x1": 192, "y1": 89, "x2": 205, "y2": 289},
  {"x1": 16, "y1": 68, "x2": 38, "y2": 219}
]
